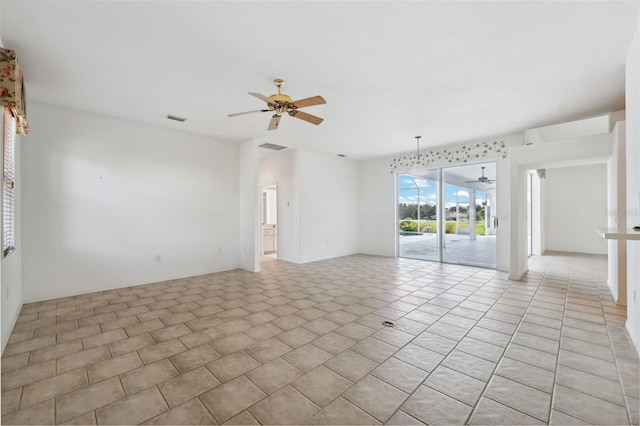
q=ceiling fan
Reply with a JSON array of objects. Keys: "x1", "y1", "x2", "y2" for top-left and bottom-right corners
[
  {"x1": 227, "y1": 79, "x2": 326, "y2": 130},
  {"x1": 465, "y1": 166, "x2": 496, "y2": 184}
]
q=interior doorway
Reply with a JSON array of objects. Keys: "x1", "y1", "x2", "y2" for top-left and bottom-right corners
[
  {"x1": 261, "y1": 184, "x2": 277, "y2": 258},
  {"x1": 398, "y1": 162, "x2": 497, "y2": 268}
]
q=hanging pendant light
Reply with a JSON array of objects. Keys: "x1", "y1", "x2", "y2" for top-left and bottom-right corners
[{"x1": 410, "y1": 135, "x2": 426, "y2": 173}]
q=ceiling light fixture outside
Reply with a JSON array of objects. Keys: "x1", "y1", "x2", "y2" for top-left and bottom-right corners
[{"x1": 409, "y1": 135, "x2": 426, "y2": 173}]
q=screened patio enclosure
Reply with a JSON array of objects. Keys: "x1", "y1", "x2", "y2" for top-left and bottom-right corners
[{"x1": 397, "y1": 162, "x2": 497, "y2": 268}]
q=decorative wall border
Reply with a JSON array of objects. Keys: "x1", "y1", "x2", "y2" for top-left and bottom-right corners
[{"x1": 390, "y1": 140, "x2": 507, "y2": 173}]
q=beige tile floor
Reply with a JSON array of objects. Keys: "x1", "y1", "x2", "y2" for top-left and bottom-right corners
[{"x1": 1, "y1": 252, "x2": 638, "y2": 425}]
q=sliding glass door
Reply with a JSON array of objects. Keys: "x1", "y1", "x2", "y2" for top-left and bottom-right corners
[
  {"x1": 397, "y1": 170, "x2": 439, "y2": 262},
  {"x1": 442, "y1": 164, "x2": 496, "y2": 268},
  {"x1": 398, "y1": 162, "x2": 497, "y2": 268}
]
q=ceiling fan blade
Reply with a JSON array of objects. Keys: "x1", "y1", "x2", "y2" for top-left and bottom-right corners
[
  {"x1": 464, "y1": 179, "x2": 496, "y2": 184},
  {"x1": 249, "y1": 92, "x2": 278, "y2": 106},
  {"x1": 288, "y1": 110, "x2": 324, "y2": 125},
  {"x1": 267, "y1": 114, "x2": 281, "y2": 131},
  {"x1": 227, "y1": 109, "x2": 268, "y2": 117},
  {"x1": 291, "y1": 95, "x2": 326, "y2": 109}
]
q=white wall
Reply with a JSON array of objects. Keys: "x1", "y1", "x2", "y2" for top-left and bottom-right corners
[
  {"x1": 358, "y1": 157, "x2": 398, "y2": 258},
  {"x1": 238, "y1": 139, "x2": 259, "y2": 273},
  {"x1": 0, "y1": 14, "x2": 24, "y2": 353},
  {"x1": 625, "y1": 14, "x2": 640, "y2": 353},
  {"x1": 545, "y1": 164, "x2": 608, "y2": 255},
  {"x1": 259, "y1": 149, "x2": 360, "y2": 264},
  {"x1": 22, "y1": 102, "x2": 240, "y2": 302},
  {"x1": 260, "y1": 150, "x2": 301, "y2": 263},
  {"x1": 531, "y1": 171, "x2": 545, "y2": 255},
  {"x1": 607, "y1": 121, "x2": 626, "y2": 304},
  {"x1": 525, "y1": 115, "x2": 610, "y2": 144},
  {"x1": 1, "y1": 127, "x2": 22, "y2": 352},
  {"x1": 299, "y1": 150, "x2": 359, "y2": 263},
  {"x1": 495, "y1": 152, "x2": 513, "y2": 272}
]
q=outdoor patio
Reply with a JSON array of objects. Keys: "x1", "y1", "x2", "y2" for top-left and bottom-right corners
[{"x1": 399, "y1": 233, "x2": 497, "y2": 268}]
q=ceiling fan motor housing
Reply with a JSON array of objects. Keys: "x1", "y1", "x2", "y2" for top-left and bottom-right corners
[{"x1": 268, "y1": 94, "x2": 294, "y2": 106}]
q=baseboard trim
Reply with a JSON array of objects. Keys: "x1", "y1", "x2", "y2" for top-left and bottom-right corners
[
  {"x1": 2, "y1": 299, "x2": 23, "y2": 355},
  {"x1": 509, "y1": 268, "x2": 527, "y2": 281},
  {"x1": 22, "y1": 265, "x2": 240, "y2": 304},
  {"x1": 607, "y1": 278, "x2": 621, "y2": 305},
  {"x1": 625, "y1": 321, "x2": 640, "y2": 357}
]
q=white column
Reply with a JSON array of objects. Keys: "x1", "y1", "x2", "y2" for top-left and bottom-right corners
[{"x1": 470, "y1": 190, "x2": 476, "y2": 241}]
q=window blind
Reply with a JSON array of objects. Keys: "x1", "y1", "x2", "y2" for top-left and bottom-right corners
[{"x1": 3, "y1": 106, "x2": 16, "y2": 257}]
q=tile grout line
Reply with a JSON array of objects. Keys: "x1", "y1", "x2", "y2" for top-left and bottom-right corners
[
  {"x1": 305, "y1": 267, "x2": 457, "y2": 424},
  {"x1": 595, "y1": 254, "x2": 637, "y2": 425},
  {"x1": 198, "y1": 263, "x2": 490, "y2": 424},
  {"x1": 547, "y1": 255, "x2": 571, "y2": 425},
  {"x1": 549, "y1": 254, "x2": 630, "y2": 424},
  {"x1": 465, "y1": 270, "x2": 537, "y2": 424},
  {"x1": 463, "y1": 263, "x2": 552, "y2": 425},
  {"x1": 376, "y1": 266, "x2": 518, "y2": 424},
  {"x1": 256, "y1": 264, "x2": 491, "y2": 424}
]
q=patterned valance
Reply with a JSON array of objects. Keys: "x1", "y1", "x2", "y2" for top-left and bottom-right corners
[
  {"x1": 390, "y1": 140, "x2": 507, "y2": 173},
  {"x1": 0, "y1": 48, "x2": 28, "y2": 135}
]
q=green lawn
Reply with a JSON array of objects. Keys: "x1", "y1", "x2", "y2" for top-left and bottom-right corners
[
  {"x1": 400, "y1": 219, "x2": 485, "y2": 235},
  {"x1": 457, "y1": 221, "x2": 486, "y2": 234}
]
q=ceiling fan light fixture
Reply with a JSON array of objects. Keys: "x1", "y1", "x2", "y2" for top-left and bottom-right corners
[
  {"x1": 464, "y1": 166, "x2": 496, "y2": 184},
  {"x1": 228, "y1": 79, "x2": 326, "y2": 131}
]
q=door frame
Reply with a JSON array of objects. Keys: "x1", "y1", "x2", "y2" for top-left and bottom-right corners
[{"x1": 260, "y1": 183, "x2": 278, "y2": 257}]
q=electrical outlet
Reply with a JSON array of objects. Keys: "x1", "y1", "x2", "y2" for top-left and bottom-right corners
[{"x1": 155, "y1": 255, "x2": 162, "y2": 262}]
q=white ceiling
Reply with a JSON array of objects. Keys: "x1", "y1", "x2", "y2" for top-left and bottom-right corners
[{"x1": 2, "y1": 1, "x2": 638, "y2": 160}]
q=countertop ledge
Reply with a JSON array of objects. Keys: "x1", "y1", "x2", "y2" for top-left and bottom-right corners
[{"x1": 597, "y1": 227, "x2": 640, "y2": 241}]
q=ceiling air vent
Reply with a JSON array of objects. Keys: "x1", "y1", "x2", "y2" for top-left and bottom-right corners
[
  {"x1": 166, "y1": 114, "x2": 186, "y2": 122},
  {"x1": 259, "y1": 143, "x2": 287, "y2": 151}
]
